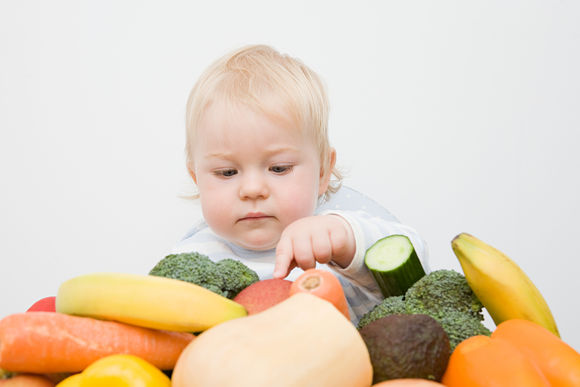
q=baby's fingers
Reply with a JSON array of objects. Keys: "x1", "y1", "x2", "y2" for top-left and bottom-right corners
[
  {"x1": 311, "y1": 231, "x2": 332, "y2": 264},
  {"x1": 274, "y1": 236, "x2": 294, "y2": 278},
  {"x1": 291, "y1": 235, "x2": 317, "y2": 272}
]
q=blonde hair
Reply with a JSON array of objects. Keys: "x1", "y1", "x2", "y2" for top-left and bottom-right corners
[{"x1": 185, "y1": 44, "x2": 342, "y2": 200}]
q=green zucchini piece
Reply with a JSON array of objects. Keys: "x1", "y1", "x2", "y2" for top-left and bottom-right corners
[{"x1": 364, "y1": 234, "x2": 426, "y2": 298}]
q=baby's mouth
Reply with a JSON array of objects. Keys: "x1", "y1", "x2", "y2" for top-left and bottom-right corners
[{"x1": 238, "y1": 212, "x2": 273, "y2": 222}]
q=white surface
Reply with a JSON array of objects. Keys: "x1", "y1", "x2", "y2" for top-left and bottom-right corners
[{"x1": 1, "y1": 1, "x2": 578, "y2": 350}]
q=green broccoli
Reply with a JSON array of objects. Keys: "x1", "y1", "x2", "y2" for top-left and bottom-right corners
[
  {"x1": 149, "y1": 252, "x2": 259, "y2": 299},
  {"x1": 405, "y1": 269, "x2": 485, "y2": 321},
  {"x1": 358, "y1": 269, "x2": 491, "y2": 350},
  {"x1": 215, "y1": 258, "x2": 260, "y2": 298},
  {"x1": 357, "y1": 296, "x2": 406, "y2": 329},
  {"x1": 436, "y1": 310, "x2": 492, "y2": 349}
]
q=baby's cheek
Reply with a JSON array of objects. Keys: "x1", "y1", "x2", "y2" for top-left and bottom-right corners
[
  {"x1": 201, "y1": 196, "x2": 232, "y2": 233},
  {"x1": 279, "y1": 189, "x2": 318, "y2": 224}
]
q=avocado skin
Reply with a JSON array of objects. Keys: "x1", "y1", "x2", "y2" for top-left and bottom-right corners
[{"x1": 359, "y1": 313, "x2": 451, "y2": 384}]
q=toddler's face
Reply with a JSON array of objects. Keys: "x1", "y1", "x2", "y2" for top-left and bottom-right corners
[{"x1": 190, "y1": 101, "x2": 330, "y2": 251}]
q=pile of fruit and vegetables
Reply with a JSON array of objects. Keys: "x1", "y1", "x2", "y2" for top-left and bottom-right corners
[{"x1": 1, "y1": 233, "x2": 579, "y2": 386}]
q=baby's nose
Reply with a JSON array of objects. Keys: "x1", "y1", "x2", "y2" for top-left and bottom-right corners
[{"x1": 239, "y1": 172, "x2": 269, "y2": 199}]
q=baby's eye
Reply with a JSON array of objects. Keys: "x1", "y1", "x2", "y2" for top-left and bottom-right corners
[
  {"x1": 215, "y1": 169, "x2": 238, "y2": 177},
  {"x1": 270, "y1": 165, "x2": 292, "y2": 174}
]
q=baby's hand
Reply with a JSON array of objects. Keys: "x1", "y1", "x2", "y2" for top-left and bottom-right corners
[{"x1": 273, "y1": 215, "x2": 356, "y2": 278}]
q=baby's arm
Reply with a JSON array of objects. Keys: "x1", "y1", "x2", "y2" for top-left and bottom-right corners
[
  {"x1": 273, "y1": 215, "x2": 357, "y2": 278},
  {"x1": 322, "y1": 209, "x2": 429, "y2": 290},
  {"x1": 273, "y1": 209, "x2": 428, "y2": 322},
  {"x1": 273, "y1": 210, "x2": 429, "y2": 292}
]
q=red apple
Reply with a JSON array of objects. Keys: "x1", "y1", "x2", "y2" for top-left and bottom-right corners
[
  {"x1": 233, "y1": 278, "x2": 292, "y2": 314},
  {"x1": 26, "y1": 296, "x2": 56, "y2": 312}
]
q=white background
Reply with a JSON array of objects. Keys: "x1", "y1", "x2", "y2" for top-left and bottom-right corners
[{"x1": 1, "y1": 1, "x2": 579, "y2": 351}]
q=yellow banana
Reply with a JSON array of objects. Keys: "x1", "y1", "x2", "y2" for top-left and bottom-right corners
[
  {"x1": 451, "y1": 233, "x2": 559, "y2": 337},
  {"x1": 56, "y1": 272, "x2": 247, "y2": 332}
]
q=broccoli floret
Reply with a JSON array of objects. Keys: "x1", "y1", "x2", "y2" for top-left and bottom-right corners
[
  {"x1": 357, "y1": 296, "x2": 406, "y2": 329},
  {"x1": 358, "y1": 269, "x2": 491, "y2": 350},
  {"x1": 149, "y1": 252, "x2": 225, "y2": 295},
  {"x1": 215, "y1": 258, "x2": 260, "y2": 298},
  {"x1": 405, "y1": 269, "x2": 485, "y2": 321},
  {"x1": 436, "y1": 310, "x2": 492, "y2": 350},
  {"x1": 149, "y1": 252, "x2": 258, "y2": 298}
]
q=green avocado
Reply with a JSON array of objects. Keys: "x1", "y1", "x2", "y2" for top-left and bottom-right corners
[{"x1": 359, "y1": 313, "x2": 451, "y2": 384}]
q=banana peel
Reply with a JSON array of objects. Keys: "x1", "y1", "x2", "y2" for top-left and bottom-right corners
[{"x1": 451, "y1": 233, "x2": 559, "y2": 337}]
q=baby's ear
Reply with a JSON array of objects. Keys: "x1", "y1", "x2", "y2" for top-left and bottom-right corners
[
  {"x1": 318, "y1": 148, "x2": 336, "y2": 196},
  {"x1": 187, "y1": 164, "x2": 197, "y2": 184}
]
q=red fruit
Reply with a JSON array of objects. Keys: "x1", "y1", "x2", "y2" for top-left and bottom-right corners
[
  {"x1": 233, "y1": 278, "x2": 292, "y2": 314},
  {"x1": 27, "y1": 296, "x2": 56, "y2": 312}
]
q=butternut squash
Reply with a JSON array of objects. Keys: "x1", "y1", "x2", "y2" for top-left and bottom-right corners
[{"x1": 172, "y1": 293, "x2": 373, "y2": 387}]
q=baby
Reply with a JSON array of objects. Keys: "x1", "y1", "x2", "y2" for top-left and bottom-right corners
[{"x1": 172, "y1": 44, "x2": 428, "y2": 322}]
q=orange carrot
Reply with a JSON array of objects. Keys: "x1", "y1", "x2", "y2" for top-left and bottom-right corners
[
  {"x1": 0, "y1": 312, "x2": 194, "y2": 374},
  {"x1": 491, "y1": 319, "x2": 580, "y2": 386},
  {"x1": 289, "y1": 269, "x2": 350, "y2": 319},
  {"x1": 0, "y1": 374, "x2": 55, "y2": 386}
]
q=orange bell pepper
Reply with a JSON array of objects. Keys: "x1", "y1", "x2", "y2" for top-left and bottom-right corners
[
  {"x1": 491, "y1": 319, "x2": 580, "y2": 386},
  {"x1": 442, "y1": 334, "x2": 549, "y2": 387}
]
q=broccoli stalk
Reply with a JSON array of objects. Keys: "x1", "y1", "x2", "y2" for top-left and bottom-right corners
[
  {"x1": 149, "y1": 252, "x2": 259, "y2": 299},
  {"x1": 358, "y1": 269, "x2": 491, "y2": 350}
]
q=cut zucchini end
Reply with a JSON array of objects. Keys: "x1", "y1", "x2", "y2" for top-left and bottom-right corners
[
  {"x1": 365, "y1": 235, "x2": 414, "y2": 272},
  {"x1": 364, "y1": 234, "x2": 426, "y2": 298}
]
